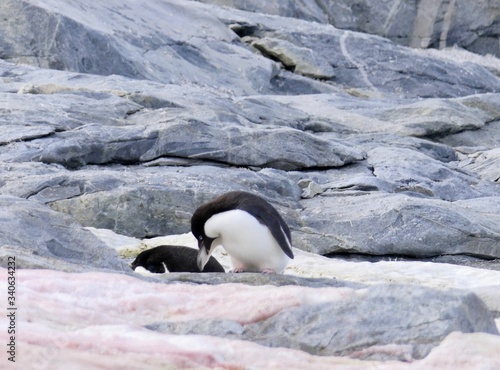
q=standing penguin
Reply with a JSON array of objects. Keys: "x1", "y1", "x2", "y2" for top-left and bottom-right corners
[{"x1": 191, "y1": 191, "x2": 294, "y2": 274}]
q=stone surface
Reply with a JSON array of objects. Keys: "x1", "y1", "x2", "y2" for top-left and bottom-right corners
[
  {"x1": 6, "y1": 267, "x2": 499, "y2": 366},
  {"x1": 0, "y1": 195, "x2": 126, "y2": 272},
  {"x1": 2, "y1": 1, "x2": 500, "y2": 98},
  {"x1": 296, "y1": 192, "x2": 500, "y2": 258},
  {"x1": 459, "y1": 148, "x2": 500, "y2": 183},
  {"x1": 251, "y1": 37, "x2": 336, "y2": 79},
  {"x1": 1, "y1": 0, "x2": 500, "y2": 368},
  {"x1": 196, "y1": 0, "x2": 500, "y2": 57},
  {"x1": 241, "y1": 285, "x2": 497, "y2": 360}
]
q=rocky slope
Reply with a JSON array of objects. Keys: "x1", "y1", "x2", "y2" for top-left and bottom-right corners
[{"x1": 1, "y1": 0, "x2": 500, "y2": 368}]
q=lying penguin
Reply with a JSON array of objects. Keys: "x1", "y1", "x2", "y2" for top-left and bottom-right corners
[
  {"x1": 191, "y1": 191, "x2": 294, "y2": 274},
  {"x1": 130, "y1": 245, "x2": 225, "y2": 273}
]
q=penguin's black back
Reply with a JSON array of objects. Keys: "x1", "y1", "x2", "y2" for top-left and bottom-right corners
[{"x1": 131, "y1": 245, "x2": 225, "y2": 273}]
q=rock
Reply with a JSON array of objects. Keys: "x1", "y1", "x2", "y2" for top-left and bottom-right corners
[
  {"x1": 298, "y1": 178, "x2": 326, "y2": 198},
  {"x1": 2, "y1": 1, "x2": 500, "y2": 98},
  {"x1": 459, "y1": 148, "x2": 500, "y2": 182},
  {"x1": 217, "y1": 10, "x2": 500, "y2": 98},
  {"x1": 366, "y1": 146, "x2": 499, "y2": 200},
  {"x1": 143, "y1": 271, "x2": 363, "y2": 289},
  {"x1": 348, "y1": 133, "x2": 458, "y2": 162},
  {"x1": 251, "y1": 37, "x2": 336, "y2": 79},
  {"x1": 242, "y1": 285, "x2": 498, "y2": 359},
  {"x1": 0, "y1": 66, "x2": 364, "y2": 171},
  {"x1": 145, "y1": 319, "x2": 245, "y2": 337},
  {"x1": 296, "y1": 192, "x2": 500, "y2": 259},
  {"x1": 330, "y1": 0, "x2": 500, "y2": 57},
  {"x1": 438, "y1": 120, "x2": 500, "y2": 151},
  {"x1": 11, "y1": 267, "x2": 499, "y2": 365},
  {"x1": 0, "y1": 195, "x2": 126, "y2": 272},
  {"x1": 0, "y1": 0, "x2": 276, "y2": 95},
  {"x1": 43, "y1": 165, "x2": 301, "y2": 238},
  {"x1": 135, "y1": 120, "x2": 364, "y2": 170},
  {"x1": 0, "y1": 125, "x2": 54, "y2": 145},
  {"x1": 285, "y1": 249, "x2": 500, "y2": 315},
  {"x1": 198, "y1": 0, "x2": 328, "y2": 24},
  {"x1": 139, "y1": 265, "x2": 499, "y2": 362},
  {"x1": 198, "y1": 0, "x2": 500, "y2": 57},
  {"x1": 16, "y1": 323, "x2": 500, "y2": 369},
  {"x1": 269, "y1": 93, "x2": 500, "y2": 137},
  {"x1": 1, "y1": 0, "x2": 500, "y2": 367}
]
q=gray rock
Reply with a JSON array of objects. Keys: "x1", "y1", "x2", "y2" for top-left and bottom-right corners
[
  {"x1": 242, "y1": 285, "x2": 499, "y2": 359},
  {"x1": 366, "y1": 146, "x2": 499, "y2": 201},
  {"x1": 37, "y1": 165, "x2": 302, "y2": 238},
  {"x1": 195, "y1": 0, "x2": 328, "y2": 24},
  {"x1": 347, "y1": 133, "x2": 458, "y2": 162},
  {"x1": 0, "y1": 89, "x2": 140, "y2": 131},
  {"x1": 0, "y1": 195, "x2": 127, "y2": 271},
  {"x1": 459, "y1": 148, "x2": 500, "y2": 183},
  {"x1": 0, "y1": 65, "x2": 364, "y2": 171},
  {"x1": 1, "y1": 0, "x2": 500, "y2": 364},
  {"x1": 0, "y1": 125, "x2": 54, "y2": 145},
  {"x1": 139, "y1": 282, "x2": 498, "y2": 361},
  {"x1": 0, "y1": 0, "x2": 277, "y2": 95},
  {"x1": 145, "y1": 319, "x2": 245, "y2": 337},
  {"x1": 0, "y1": 0, "x2": 499, "y2": 266},
  {"x1": 136, "y1": 120, "x2": 364, "y2": 170},
  {"x1": 296, "y1": 192, "x2": 500, "y2": 259},
  {"x1": 2, "y1": 1, "x2": 500, "y2": 98},
  {"x1": 198, "y1": 0, "x2": 500, "y2": 57},
  {"x1": 214, "y1": 9, "x2": 500, "y2": 98},
  {"x1": 138, "y1": 271, "x2": 364, "y2": 289},
  {"x1": 438, "y1": 120, "x2": 500, "y2": 151},
  {"x1": 251, "y1": 37, "x2": 335, "y2": 79},
  {"x1": 269, "y1": 93, "x2": 500, "y2": 137},
  {"x1": 324, "y1": 0, "x2": 500, "y2": 57}
]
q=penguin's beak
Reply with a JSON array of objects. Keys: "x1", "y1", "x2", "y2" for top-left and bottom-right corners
[{"x1": 197, "y1": 240, "x2": 210, "y2": 271}]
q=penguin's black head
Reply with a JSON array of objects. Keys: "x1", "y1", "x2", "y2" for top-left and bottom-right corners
[
  {"x1": 191, "y1": 201, "x2": 219, "y2": 254},
  {"x1": 191, "y1": 198, "x2": 227, "y2": 270}
]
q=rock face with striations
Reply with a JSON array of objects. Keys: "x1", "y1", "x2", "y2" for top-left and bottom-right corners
[
  {"x1": 195, "y1": 0, "x2": 500, "y2": 57},
  {"x1": 1, "y1": 0, "x2": 500, "y2": 368}
]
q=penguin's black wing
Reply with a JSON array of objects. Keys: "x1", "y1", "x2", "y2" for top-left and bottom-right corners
[{"x1": 240, "y1": 201, "x2": 294, "y2": 260}]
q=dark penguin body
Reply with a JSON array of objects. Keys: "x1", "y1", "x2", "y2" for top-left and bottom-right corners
[
  {"x1": 130, "y1": 245, "x2": 225, "y2": 273},
  {"x1": 191, "y1": 191, "x2": 294, "y2": 274}
]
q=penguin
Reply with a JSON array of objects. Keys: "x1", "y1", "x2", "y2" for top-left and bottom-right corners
[
  {"x1": 130, "y1": 245, "x2": 225, "y2": 273},
  {"x1": 191, "y1": 191, "x2": 294, "y2": 274}
]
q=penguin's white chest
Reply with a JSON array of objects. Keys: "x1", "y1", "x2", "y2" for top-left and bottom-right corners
[{"x1": 204, "y1": 209, "x2": 290, "y2": 273}]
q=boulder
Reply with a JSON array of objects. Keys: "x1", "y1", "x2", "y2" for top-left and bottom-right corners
[
  {"x1": 296, "y1": 192, "x2": 500, "y2": 259},
  {"x1": 241, "y1": 285, "x2": 498, "y2": 360},
  {"x1": 42, "y1": 165, "x2": 301, "y2": 238},
  {"x1": 0, "y1": 195, "x2": 126, "y2": 271}
]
